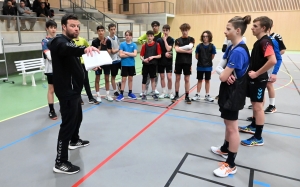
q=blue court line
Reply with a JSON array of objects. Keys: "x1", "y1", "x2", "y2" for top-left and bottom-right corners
[
  {"x1": 1, "y1": 103, "x2": 300, "y2": 152},
  {"x1": 103, "y1": 103, "x2": 300, "y2": 139},
  {"x1": 0, "y1": 104, "x2": 100, "y2": 151},
  {"x1": 253, "y1": 180, "x2": 271, "y2": 187}
]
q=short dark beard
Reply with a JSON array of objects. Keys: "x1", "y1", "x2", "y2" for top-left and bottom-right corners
[{"x1": 65, "y1": 30, "x2": 78, "y2": 39}]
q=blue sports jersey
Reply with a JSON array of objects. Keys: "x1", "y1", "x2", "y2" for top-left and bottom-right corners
[
  {"x1": 119, "y1": 42, "x2": 137, "y2": 66},
  {"x1": 223, "y1": 41, "x2": 250, "y2": 79},
  {"x1": 270, "y1": 36, "x2": 282, "y2": 75}
]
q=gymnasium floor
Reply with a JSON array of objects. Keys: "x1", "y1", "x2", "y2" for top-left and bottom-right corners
[{"x1": 0, "y1": 51, "x2": 299, "y2": 187}]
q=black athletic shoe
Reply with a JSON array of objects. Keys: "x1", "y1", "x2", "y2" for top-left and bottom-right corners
[
  {"x1": 185, "y1": 97, "x2": 192, "y2": 104},
  {"x1": 215, "y1": 95, "x2": 219, "y2": 100},
  {"x1": 88, "y1": 98, "x2": 100, "y2": 105},
  {"x1": 265, "y1": 105, "x2": 276, "y2": 114},
  {"x1": 117, "y1": 82, "x2": 121, "y2": 92},
  {"x1": 81, "y1": 99, "x2": 84, "y2": 105},
  {"x1": 152, "y1": 94, "x2": 158, "y2": 101},
  {"x1": 69, "y1": 139, "x2": 90, "y2": 150},
  {"x1": 171, "y1": 95, "x2": 179, "y2": 103},
  {"x1": 49, "y1": 110, "x2": 58, "y2": 120},
  {"x1": 246, "y1": 116, "x2": 255, "y2": 121},
  {"x1": 142, "y1": 94, "x2": 147, "y2": 102},
  {"x1": 114, "y1": 91, "x2": 120, "y2": 96},
  {"x1": 53, "y1": 161, "x2": 80, "y2": 175}
]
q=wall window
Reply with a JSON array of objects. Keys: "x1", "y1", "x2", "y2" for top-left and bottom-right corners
[
  {"x1": 123, "y1": 0, "x2": 129, "y2": 11},
  {"x1": 108, "y1": 0, "x2": 112, "y2": 11}
]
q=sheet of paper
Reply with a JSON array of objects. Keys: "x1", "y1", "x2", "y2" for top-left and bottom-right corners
[{"x1": 82, "y1": 51, "x2": 112, "y2": 71}]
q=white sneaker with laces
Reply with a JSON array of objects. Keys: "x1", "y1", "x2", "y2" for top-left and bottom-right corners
[
  {"x1": 96, "y1": 96, "x2": 102, "y2": 102},
  {"x1": 192, "y1": 94, "x2": 201, "y2": 101},
  {"x1": 154, "y1": 90, "x2": 160, "y2": 95},
  {"x1": 105, "y1": 95, "x2": 113, "y2": 102},
  {"x1": 158, "y1": 93, "x2": 165, "y2": 99},
  {"x1": 211, "y1": 146, "x2": 228, "y2": 159},
  {"x1": 169, "y1": 93, "x2": 174, "y2": 99},
  {"x1": 205, "y1": 95, "x2": 214, "y2": 102},
  {"x1": 213, "y1": 162, "x2": 237, "y2": 177}
]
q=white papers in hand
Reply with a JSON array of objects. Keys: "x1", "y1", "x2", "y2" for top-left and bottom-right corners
[{"x1": 82, "y1": 51, "x2": 113, "y2": 71}]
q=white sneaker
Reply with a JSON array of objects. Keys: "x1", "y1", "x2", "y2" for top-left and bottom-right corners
[
  {"x1": 139, "y1": 92, "x2": 143, "y2": 97},
  {"x1": 213, "y1": 162, "x2": 237, "y2": 177},
  {"x1": 164, "y1": 94, "x2": 170, "y2": 98},
  {"x1": 105, "y1": 95, "x2": 113, "y2": 102},
  {"x1": 169, "y1": 93, "x2": 174, "y2": 99},
  {"x1": 192, "y1": 94, "x2": 201, "y2": 101},
  {"x1": 158, "y1": 93, "x2": 165, "y2": 99},
  {"x1": 96, "y1": 96, "x2": 102, "y2": 102},
  {"x1": 154, "y1": 89, "x2": 160, "y2": 95},
  {"x1": 205, "y1": 95, "x2": 214, "y2": 102},
  {"x1": 211, "y1": 146, "x2": 228, "y2": 159}
]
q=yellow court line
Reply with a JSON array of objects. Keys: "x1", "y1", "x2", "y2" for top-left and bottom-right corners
[
  {"x1": 0, "y1": 102, "x2": 59, "y2": 123},
  {"x1": 1, "y1": 70, "x2": 293, "y2": 123},
  {"x1": 273, "y1": 69, "x2": 293, "y2": 91},
  {"x1": 0, "y1": 73, "x2": 142, "y2": 123}
]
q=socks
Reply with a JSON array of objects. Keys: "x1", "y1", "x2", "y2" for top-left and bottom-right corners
[
  {"x1": 185, "y1": 92, "x2": 189, "y2": 98},
  {"x1": 250, "y1": 118, "x2": 256, "y2": 128},
  {"x1": 96, "y1": 92, "x2": 100, "y2": 97},
  {"x1": 114, "y1": 89, "x2": 118, "y2": 93},
  {"x1": 129, "y1": 90, "x2": 132, "y2": 94},
  {"x1": 168, "y1": 89, "x2": 172, "y2": 94},
  {"x1": 162, "y1": 87, "x2": 166, "y2": 94},
  {"x1": 49, "y1": 103, "x2": 54, "y2": 111},
  {"x1": 106, "y1": 91, "x2": 110, "y2": 95},
  {"x1": 254, "y1": 125, "x2": 264, "y2": 140},
  {"x1": 269, "y1": 98, "x2": 275, "y2": 106},
  {"x1": 226, "y1": 150, "x2": 237, "y2": 168},
  {"x1": 175, "y1": 91, "x2": 179, "y2": 97},
  {"x1": 206, "y1": 93, "x2": 209, "y2": 96},
  {"x1": 220, "y1": 140, "x2": 229, "y2": 153},
  {"x1": 120, "y1": 90, "x2": 124, "y2": 95}
]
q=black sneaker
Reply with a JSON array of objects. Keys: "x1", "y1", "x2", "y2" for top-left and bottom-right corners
[
  {"x1": 114, "y1": 91, "x2": 120, "y2": 96},
  {"x1": 69, "y1": 139, "x2": 90, "y2": 150},
  {"x1": 53, "y1": 161, "x2": 80, "y2": 174},
  {"x1": 265, "y1": 105, "x2": 276, "y2": 114},
  {"x1": 215, "y1": 95, "x2": 219, "y2": 100},
  {"x1": 152, "y1": 94, "x2": 158, "y2": 101},
  {"x1": 142, "y1": 94, "x2": 147, "y2": 102},
  {"x1": 117, "y1": 82, "x2": 122, "y2": 92},
  {"x1": 88, "y1": 98, "x2": 100, "y2": 105},
  {"x1": 185, "y1": 97, "x2": 192, "y2": 104},
  {"x1": 171, "y1": 95, "x2": 179, "y2": 103},
  {"x1": 49, "y1": 110, "x2": 58, "y2": 120},
  {"x1": 246, "y1": 116, "x2": 255, "y2": 121},
  {"x1": 248, "y1": 105, "x2": 253, "y2": 109}
]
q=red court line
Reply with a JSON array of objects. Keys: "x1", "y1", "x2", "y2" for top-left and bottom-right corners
[{"x1": 72, "y1": 86, "x2": 197, "y2": 187}]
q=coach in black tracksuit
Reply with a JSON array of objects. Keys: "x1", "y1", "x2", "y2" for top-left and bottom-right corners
[{"x1": 48, "y1": 14, "x2": 99, "y2": 174}]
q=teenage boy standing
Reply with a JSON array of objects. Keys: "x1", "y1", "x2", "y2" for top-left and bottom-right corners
[
  {"x1": 107, "y1": 23, "x2": 122, "y2": 97},
  {"x1": 192, "y1": 30, "x2": 216, "y2": 102},
  {"x1": 116, "y1": 30, "x2": 138, "y2": 101},
  {"x1": 92, "y1": 25, "x2": 113, "y2": 102},
  {"x1": 140, "y1": 30, "x2": 162, "y2": 101},
  {"x1": 239, "y1": 16, "x2": 276, "y2": 146},
  {"x1": 42, "y1": 20, "x2": 58, "y2": 120},
  {"x1": 172, "y1": 23, "x2": 195, "y2": 104},
  {"x1": 157, "y1": 24, "x2": 175, "y2": 99}
]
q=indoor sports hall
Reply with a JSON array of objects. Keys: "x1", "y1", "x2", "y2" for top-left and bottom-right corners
[{"x1": 0, "y1": 0, "x2": 299, "y2": 186}]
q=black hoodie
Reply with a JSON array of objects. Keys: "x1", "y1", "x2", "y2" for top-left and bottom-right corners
[{"x1": 48, "y1": 34, "x2": 86, "y2": 100}]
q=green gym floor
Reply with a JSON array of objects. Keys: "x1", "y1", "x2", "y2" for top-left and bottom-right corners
[{"x1": 0, "y1": 56, "x2": 145, "y2": 122}]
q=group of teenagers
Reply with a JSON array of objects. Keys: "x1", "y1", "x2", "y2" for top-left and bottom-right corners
[{"x1": 42, "y1": 13, "x2": 285, "y2": 177}]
